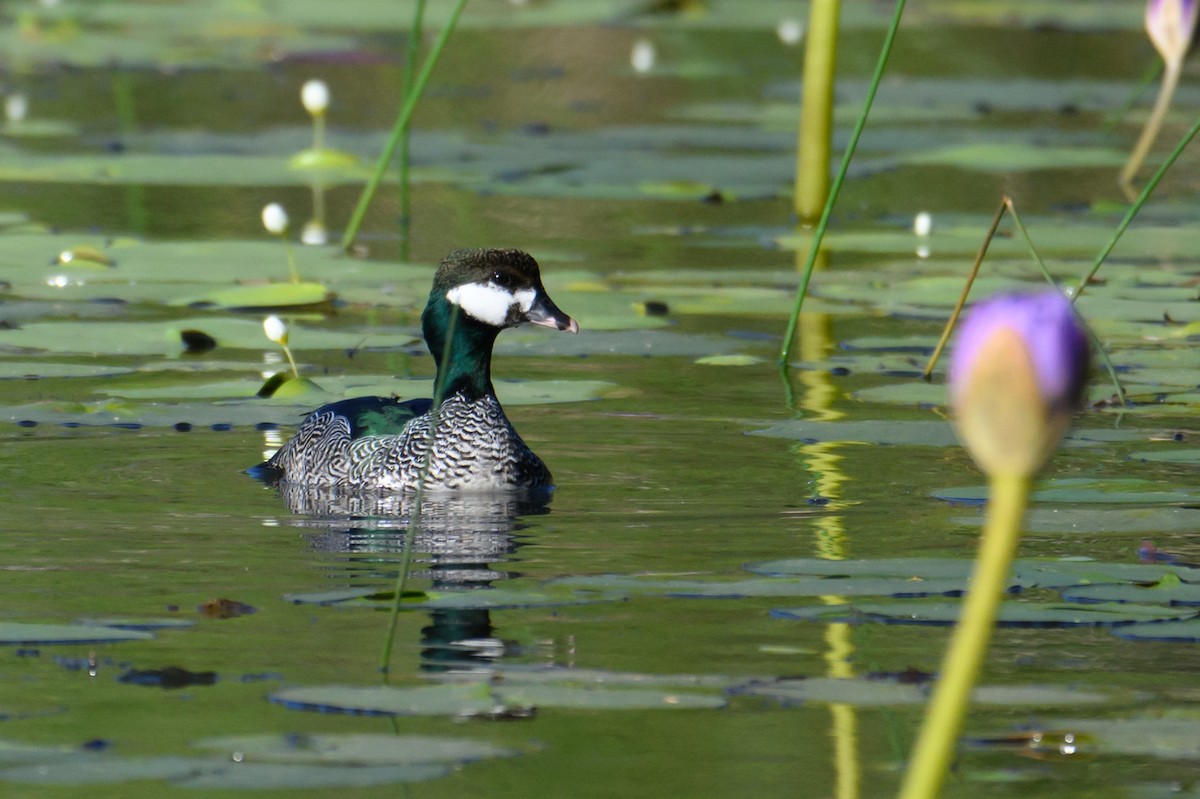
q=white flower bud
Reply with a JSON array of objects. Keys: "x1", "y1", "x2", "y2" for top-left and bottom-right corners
[
  {"x1": 5, "y1": 94, "x2": 27, "y2": 123},
  {"x1": 261, "y1": 203, "x2": 288, "y2": 235},
  {"x1": 631, "y1": 39, "x2": 656, "y2": 73},
  {"x1": 301, "y1": 80, "x2": 330, "y2": 115},
  {"x1": 263, "y1": 315, "x2": 288, "y2": 345},
  {"x1": 913, "y1": 211, "x2": 933, "y2": 237},
  {"x1": 776, "y1": 18, "x2": 803, "y2": 45}
]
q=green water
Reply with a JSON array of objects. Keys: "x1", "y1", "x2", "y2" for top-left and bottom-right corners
[{"x1": 2, "y1": 2, "x2": 1200, "y2": 797}]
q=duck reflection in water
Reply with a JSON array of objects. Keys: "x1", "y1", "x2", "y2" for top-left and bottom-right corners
[{"x1": 264, "y1": 483, "x2": 554, "y2": 673}]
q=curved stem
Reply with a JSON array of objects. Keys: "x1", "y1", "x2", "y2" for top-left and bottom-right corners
[
  {"x1": 897, "y1": 472, "x2": 1030, "y2": 799},
  {"x1": 1120, "y1": 58, "x2": 1181, "y2": 188}
]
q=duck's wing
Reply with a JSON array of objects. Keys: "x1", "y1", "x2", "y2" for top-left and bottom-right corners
[
  {"x1": 246, "y1": 395, "x2": 432, "y2": 483},
  {"x1": 326, "y1": 395, "x2": 433, "y2": 438}
]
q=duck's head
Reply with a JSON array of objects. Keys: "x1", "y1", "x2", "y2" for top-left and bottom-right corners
[{"x1": 431, "y1": 248, "x2": 579, "y2": 334}]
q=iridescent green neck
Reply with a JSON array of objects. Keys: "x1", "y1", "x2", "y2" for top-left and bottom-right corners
[{"x1": 422, "y1": 297, "x2": 499, "y2": 402}]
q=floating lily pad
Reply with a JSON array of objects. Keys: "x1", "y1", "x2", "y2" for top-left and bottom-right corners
[
  {"x1": 1113, "y1": 619, "x2": 1200, "y2": 642},
  {"x1": 549, "y1": 574, "x2": 979, "y2": 599},
  {"x1": 0, "y1": 755, "x2": 209, "y2": 785},
  {"x1": 271, "y1": 682, "x2": 725, "y2": 716},
  {"x1": 732, "y1": 677, "x2": 1127, "y2": 708},
  {"x1": 193, "y1": 733, "x2": 521, "y2": 766},
  {"x1": 284, "y1": 586, "x2": 624, "y2": 611},
  {"x1": 0, "y1": 622, "x2": 153, "y2": 645},
  {"x1": 1059, "y1": 579, "x2": 1200, "y2": 606},
  {"x1": 771, "y1": 601, "x2": 1196, "y2": 627},
  {"x1": 77, "y1": 618, "x2": 194, "y2": 631},
  {"x1": 903, "y1": 142, "x2": 1127, "y2": 171},
  {"x1": 176, "y1": 762, "x2": 449, "y2": 789},
  {"x1": 1130, "y1": 448, "x2": 1200, "y2": 464},
  {"x1": 1024, "y1": 717, "x2": 1200, "y2": 759},
  {"x1": 958, "y1": 507, "x2": 1200, "y2": 535},
  {"x1": 933, "y1": 477, "x2": 1200, "y2": 505},
  {"x1": 748, "y1": 419, "x2": 958, "y2": 447},
  {"x1": 176, "y1": 281, "x2": 334, "y2": 310}
]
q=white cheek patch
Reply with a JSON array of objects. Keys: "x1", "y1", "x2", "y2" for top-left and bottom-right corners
[
  {"x1": 513, "y1": 287, "x2": 536, "y2": 313},
  {"x1": 446, "y1": 282, "x2": 519, "y2": 327}
]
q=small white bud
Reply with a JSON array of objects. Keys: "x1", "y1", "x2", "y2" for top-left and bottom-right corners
[
  {"x1": 301, "y1": 80, "x2": 330, "y2": 115},
  {"x1": 5, "y1": 94, "x2": 27, "y2": 123},
  {"x1": 261, "y1": 203, "x2": 289, "y2": 235},
  {"x1": 776, "y1": 18, "x2": 804, "y2": 45},
  {"x1": 300, "y1": 219, "x2": 328, "y2": 246},
  {"x1": 913, "y1": 211, "x2": 933, "y2": 237},
  {"x1": 631, "y1": 39, "x2": 656, "y2": 73},
  {"x1": 263, "y1": 315, "x2": 288, "y2": 345}
]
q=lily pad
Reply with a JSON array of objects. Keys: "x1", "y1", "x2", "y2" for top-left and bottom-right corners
[
  {"x1": 175, "y1": 281, "x2": 334, "y2": 310},
  {"x1": 284, "y1": 586, "x2": 624, "y2": 611},
  {"x1": 1023, "y1": 716, "x2": 1200, "y2": 759},
  {"x1": 270, "y1": 682, "x2": 725, "y2": 716},
  {"x1": 549, "y1": 574, "x2": 980, "y2": 599},
  {"x1": 770, "y1": 600, "x2": 1196, "y2": 627},
  {"x1": 732, "y1": 677, "x2": 1127, "y2": 708},
  {"x1": 1113, "y1": 619, "x2": 1200, "y2": 642},
  {"x1": 0, "y1": 622, "x2": 153, "y2": 645},
  {"x1": 1059, "y1": 580, "x2": 1200, "y2": 606},
  {"x1": 933, "y1": 477, "x2": 1200, "y2": 505},
  {"x1": 193, "y1": 733, "x2": 521, "y2": 766},
  {"x1": 748, "y1": 419, "x2": 958, "y2": 447}
]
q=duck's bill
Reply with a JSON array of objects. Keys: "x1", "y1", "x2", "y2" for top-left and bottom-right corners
[{"x1": 525, "y1": 294, "x2": 580, "y2": 333}]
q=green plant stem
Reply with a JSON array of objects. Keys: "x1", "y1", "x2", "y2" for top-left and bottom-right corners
[
  {"x1": 794, "y1": 0, "x2": 840, "y2": 223},
  {"x1": 1120, "y1": 57, "x2": 1182, "y2": 187},
  {"x1": 897, "y1": 471, "x2": 1031, "y2": 799},
  {"x1": 397, "y1": 0, "x2": 427, "y2": 262},
  {"x1": 280, "y1": 343, "x2": 300, "y2": 379},
  {"x1": 312, "y1": 111, "x2": 326, "y2": 152},
  {"x1": 922, "y1": 198, "x2": 1005, "y2": 382},
  {"x1": 1003, "y1": 199, "x2": 1126, "y2": 404},
  {"x1": 341, "y1": 0, "x2": 467, "y2": 252},
  {"x1": 281, "y1": 237, "x2": 300, "y2": 283},
  {"x1": 1102, "y1": 58, "x2": 1162, "y2": 134},
  {"x1": 1075, "y1": 112, "x2": 1200, "y2": 300},
  {"x1": 379, "y1": 305, "x2": 458, "y2": 676},
  {"x1": 779, "y1": 0, "x2": 905, "y2": 366}
]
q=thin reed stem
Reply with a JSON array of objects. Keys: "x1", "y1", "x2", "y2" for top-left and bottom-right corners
[
  {"x1": 341, "y1": 0, "x2": 468, "y2": 252},
  {"x1": 922, "y1": 198, "x2": 1005, "y2": 382},
  {"x1": 1075, "y1": 113, "x2": 1200, "y2": 300},
  {"x1": 397, "y1": 0, "x2": 427, "y2": 262},
  {"x1": 379, "y1": 305, "x2": 459, "y2": 676},
  {"x1": 779, "y1": 0, "x2": 906, "y2": 366}
]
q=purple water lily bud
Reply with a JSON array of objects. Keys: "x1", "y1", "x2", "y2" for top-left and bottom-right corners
[
  {"x1": 948, "y1": 291, "x2": 1090, "y2": 477},
  {"x1": 1147, "y1": 0, "x2": 1199, "y2": 64}
]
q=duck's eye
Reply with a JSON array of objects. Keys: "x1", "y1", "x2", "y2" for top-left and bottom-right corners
[{"x1": 490, "y1": 271, "x2": 512, "y2": 289}]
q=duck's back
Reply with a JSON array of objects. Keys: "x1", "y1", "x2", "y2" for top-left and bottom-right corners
[{"x1": 253, "y1": 394, "x2": 552, "y2": 492}]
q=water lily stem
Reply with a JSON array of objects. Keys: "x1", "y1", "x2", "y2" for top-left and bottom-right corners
[
  {"x1": 312, "y1": 111, "x2": 326, "y2": 153},
  {"x1": 281, "y1": 237, "x2": 300, "y2": 283},
  {"x1": 280, "y1": 342, "x2": 300, "y2": 380},
  {"x1": 341, "y1": 0, "x2": 467, "y2": 253},
  {"x1": 1120, "y1": 57, "x2": 1182, "y2": 188},
  {"x1": 779, "y1": 0, "x2": 905, "y2": 366},
  {"x1": 794, "y1": 0, "x2": 840, "y2": 224},
  {"x1": 897, "y1": 471, "x2": 1031, "y2": 799}
]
